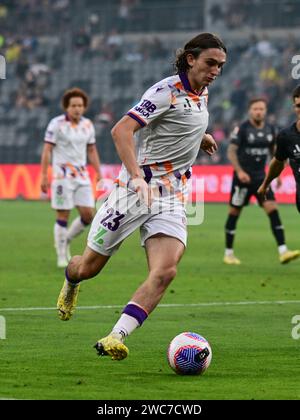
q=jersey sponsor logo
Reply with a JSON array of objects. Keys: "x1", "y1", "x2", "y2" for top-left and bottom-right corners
[
  {"x1": 134, "y1": 99, "x2": 157, "y2": 119},
  {"x1": 183, "y1": 98, "x2": 202, "y2": 115},
  {"x1": 232, "y1": 186, "x2": 248, "y2": 206},
  {"x1": 46, "y1": 130, "x2": 54, "y2": 139},
  {"x1": 245, "y1": 147, "x2": 269, "y2": 156},
  {"x1": 267, "y1": 134, "x2": 273, "y2": 142}
]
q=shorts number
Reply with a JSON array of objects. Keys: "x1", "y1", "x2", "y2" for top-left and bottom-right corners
[
  {"x1": 56, "y1": 185, "x2": 63, "y2": 195},
  {"x1": 100, "y1": 207, "x2": 125, "y2": 232},
  {"x1": 232, "y1": 186, "x2": 248, "y2": 206}
]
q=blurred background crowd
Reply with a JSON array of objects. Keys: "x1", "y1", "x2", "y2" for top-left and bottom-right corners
[{"x1": 0, "y1": 0, "x2": 300, "y2": 164}]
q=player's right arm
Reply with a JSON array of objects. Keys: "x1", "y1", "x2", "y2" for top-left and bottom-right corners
[
  {"x1": 111, "y1": 115, "x2": 152, "y2": 207},
  {"x1": 227, "y1": 125, "x2": 251, "y2": 183},
  {"x1": 258, "y1": 130, "x2": 288, "y2": 197},
  {"x1": 40, "y1": 142, "x2": 54, "y2": 193},
  {"x1": 41, "y1": 118, "x2": 57, "y2": 194},
  {"x1": 112, "y1": 82, "x2": 171, "y2": 207}
]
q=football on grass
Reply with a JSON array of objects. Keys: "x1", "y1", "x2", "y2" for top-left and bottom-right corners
[{"x1": 167, "y1": 332, "x2": 212, "y2": 375}]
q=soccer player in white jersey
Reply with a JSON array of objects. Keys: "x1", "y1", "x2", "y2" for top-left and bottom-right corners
[
  {"x1": 40, "y1": 88, "x2": 101, "y2": 268},
  {"x1": 57, "y1": 33, "x2": 227, "y2": 360}
]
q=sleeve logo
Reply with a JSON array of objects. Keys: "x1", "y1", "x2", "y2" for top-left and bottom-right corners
[{"x1": 134, "y1": 99, "x2": 157, "y2": 118}]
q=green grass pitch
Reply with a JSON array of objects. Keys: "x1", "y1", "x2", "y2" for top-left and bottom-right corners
[{"x1": 0, "y1": 200, "x2": 299, "y2": 400}]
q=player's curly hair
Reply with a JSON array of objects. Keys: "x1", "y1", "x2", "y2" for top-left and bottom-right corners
[
  {"x1": 62, "y1": 87, "x2": 89, "y2": 110},
  {"x1": 174, "y1": 33, "x2": 227, "y2": 74},
  {"x1": 292, "y1": 85, "x2": 300, "y2": 101}
]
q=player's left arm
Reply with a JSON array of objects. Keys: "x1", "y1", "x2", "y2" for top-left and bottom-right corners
[
  {"x1": 87, "y1": 144, "x2": 102, "y2": 182},
  {"x1": 200, "y1": 133, "x2": 218, "y2": 156},
  {"x1": 269, "y1": 143, "x2": 283, "y2": 188}
]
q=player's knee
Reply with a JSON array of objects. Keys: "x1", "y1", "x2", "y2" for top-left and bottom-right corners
[
  {"x1": 81, "y1": 212, "x2": 94, "y2": 225},
  {"x1": 229, "y1": 207, "x2": 240, "y2": 217},
  {"x1": 152, "y1": 266, "x2": 177, "y2": 288},
  {"x1": 68, "y1": 256, "x2": 98, "y2": 280}
]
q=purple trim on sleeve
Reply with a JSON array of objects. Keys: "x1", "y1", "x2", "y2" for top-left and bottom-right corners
[
  {"x1": 122, "y1": 303, "x2": 148, "y2": 326},
  {"x1": 127, "y1": 112, "x2": 146, "y2": 127},
  {"x1": 44, "y1": 140, "x2": 56, "y2": 145}
]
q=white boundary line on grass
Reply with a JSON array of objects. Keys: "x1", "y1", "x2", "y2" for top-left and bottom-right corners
[{"x1": 0, "y1": 300, "x2": 300, "y2": 312}]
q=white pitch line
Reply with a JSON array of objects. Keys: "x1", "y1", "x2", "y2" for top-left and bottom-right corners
[{"x1": 0, "y1": 300, "x2": 299, "y2": 313}]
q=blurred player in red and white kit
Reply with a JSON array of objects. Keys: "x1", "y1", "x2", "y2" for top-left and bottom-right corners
[{"x1": 40, "y1": 88, "x2": 102, "y2": 268}]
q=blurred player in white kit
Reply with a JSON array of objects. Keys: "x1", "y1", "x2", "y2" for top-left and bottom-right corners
[{"x1": 40, "y1": 88, "x2": 101, "y2": 268}]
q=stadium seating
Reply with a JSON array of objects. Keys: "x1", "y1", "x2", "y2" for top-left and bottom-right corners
[{"x1": 1, "y1": 1, "x2": 300, "y2": 164}]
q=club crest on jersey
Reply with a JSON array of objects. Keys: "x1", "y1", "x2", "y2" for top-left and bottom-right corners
[
  {"x1": 247, "y1": 133, "x2": 256, "y2": 143},
  {"x1": 293, "y1": 144, "x2": 300, "y2": 158},
  {"x1": 183, "y1": 98, "x2": 192, "y2": 115}
]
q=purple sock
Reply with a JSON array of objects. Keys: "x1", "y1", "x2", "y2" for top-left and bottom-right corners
[
  {"x1": 56, "y1": 219, "x2": 68, "y2": 228},
  {"x1": 65, "y1": 268, "x2": 80, "y2": 285},
  {"x1": 122, "y1": 303, "x2": 148, "y2": 326}
]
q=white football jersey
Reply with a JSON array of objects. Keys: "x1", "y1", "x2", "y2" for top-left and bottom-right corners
[
  {"x1": 117, "y1": 73, "x2": 209, "y2": 202},
  {"x1": 44, "y1": 114, "x2": 96, "y2": 181}
]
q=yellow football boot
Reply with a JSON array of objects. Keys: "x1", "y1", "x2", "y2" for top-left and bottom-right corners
[
  {"x1": 279, "y1": 250, "x2": 300, "y2": 264},
  {"x1": 94, "y1": 333, "x2": 129, "y2": 361},
  {"x1": 57, "y1": 280, "x2": 80, "y2": 321}
]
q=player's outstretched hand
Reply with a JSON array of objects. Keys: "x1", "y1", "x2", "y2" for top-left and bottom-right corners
[
  {"x1": 200, "y1": 134, "x2": 218, "y2": 156},
  {"x1": 131, "y1": 177, "x2": 152, "y2": 208}
]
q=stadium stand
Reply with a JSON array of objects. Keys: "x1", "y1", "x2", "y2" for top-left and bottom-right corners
[{"x1": 0, "y1": 0, "x2": 300, "y2": 164}]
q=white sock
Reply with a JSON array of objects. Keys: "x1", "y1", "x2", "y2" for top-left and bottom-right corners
[
  {"x1": 54, "y1": 223, "x2": 68, "y2": 259},
  {"x1": 111, "y1": 314, "x2": 140, "y2": 340},
  {"x1": 278, "y1": 244, "x2": 288, "y2": 255},
  {"x1": 225, "y1": 248, "x2": 234, "y2": 256},
  {"x1": 67, "y1": 217, "x2": 87, "y2": 242}
]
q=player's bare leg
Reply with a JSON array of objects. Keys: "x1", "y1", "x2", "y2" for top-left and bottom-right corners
[
  {"x1": 262, "y1": 200, "x2": 300, "y2": 264},
  {"x1": 131, "y1": 235, "x2": 185, "y2": 313},
  {"x1": 66, "y1": 206, "x2": 94, "y2": 261},
  {"x1": 54, "y1": 210, "x2": 70, "y2": 268},
  {"x1": 95, "y1": 235, "x2": 185, "y2": 360},
  {"x1": 57, "y1": 247, "x2": 110, "y2": 320},
  {"x1": 224, "y1": 206, "x2": 242, "y2": 264}
]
